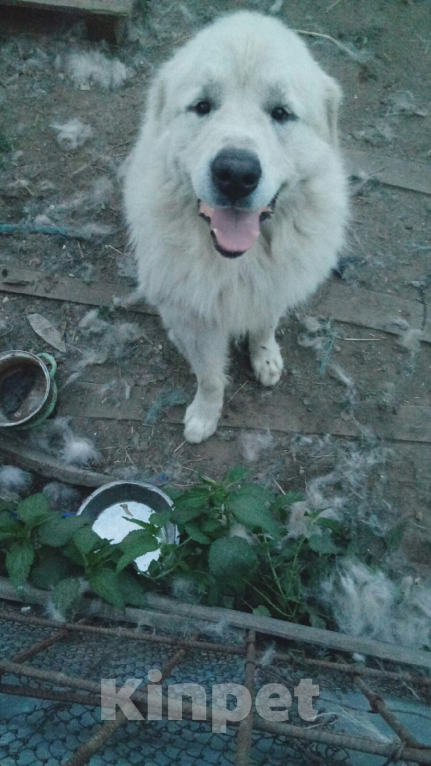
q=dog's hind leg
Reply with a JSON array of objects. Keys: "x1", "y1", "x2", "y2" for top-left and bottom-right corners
[
  {"x1": 167, "y1": 319, "x2": 229, "y2": 443},
  {"x1": 249, "y1": 326, "x2": 284, "y2": 386}
]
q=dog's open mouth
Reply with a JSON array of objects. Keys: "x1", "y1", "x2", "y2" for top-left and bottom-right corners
[{"x1": 198, "y1": 200, "x2": 276, "y2": 258}]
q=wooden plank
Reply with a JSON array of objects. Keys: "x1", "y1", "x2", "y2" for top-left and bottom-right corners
[
  {"x1": 0, "y1": 264, "x2": 157, "y2": 316},
  {"x1": 143, "y1": 593, "x2": 431, "y2": 670},
  {"x1": 0, "y1": 264, "x2": 428, "y2": 340},
  {"x1": 310, "y1": 279, "x2": 431, "y2": 342},
  {"x1": 346, "y1": 149, "x2": 431, "y2": 196},
  {"x1": 58, "y1": 381, "x2": 431, "y2": 444},
  {"x1": 0, "y1": 0, "x2": 133, "y2": 17},
  {"x1": 0, "y1": 433, "x2": 115, "y2": 487},
  {"x1": 1, "y1": 577, "x2": 430, "y2": 669}
]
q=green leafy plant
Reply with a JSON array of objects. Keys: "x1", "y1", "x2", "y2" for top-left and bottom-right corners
[
  {"x1": 142, "y1": 468, "x2": 351, "y2": 624},
  {"x1": 0, "y1": 493, "x2": 146, "y2": 615},
  {"x1": 0, "y1": 470, "x2": 403, "y2": 628}
]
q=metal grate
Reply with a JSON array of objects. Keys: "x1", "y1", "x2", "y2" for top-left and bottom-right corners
[{"x1": 0, "y1": 605, "x2": 431, "y2": 765}]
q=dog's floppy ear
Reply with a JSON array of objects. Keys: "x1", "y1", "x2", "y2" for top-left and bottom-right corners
[
  {"x1": 323, "y1": 75, "x2": 342, "y2": 146},
  {"x1": 146, "y1": 70, "x2": 167, "y2": 123}
]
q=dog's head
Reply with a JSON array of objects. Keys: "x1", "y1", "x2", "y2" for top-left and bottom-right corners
[{"x1": 144, "y1": 12, "x2": 342, "y2": 258}]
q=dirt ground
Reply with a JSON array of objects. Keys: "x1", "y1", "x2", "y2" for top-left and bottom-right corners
[{"x1": 0, "y1": 0, "x2": 430, "y2": 576}]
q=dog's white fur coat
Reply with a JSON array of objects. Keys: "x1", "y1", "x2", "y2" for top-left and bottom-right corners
[{"x1": 124, "y1": 12, "x2": 348, "y2": 442}]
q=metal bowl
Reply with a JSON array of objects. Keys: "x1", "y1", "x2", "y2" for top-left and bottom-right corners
[
  {"x1": 77, "y1": 481, "x2": 178, "y2": 572},
  {"x1": 0, "y1": 351, "x2": 58, "y2": 428}
]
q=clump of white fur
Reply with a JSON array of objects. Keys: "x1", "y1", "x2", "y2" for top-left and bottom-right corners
[
  {"x1": 51, "y1": 118, "x2": 93, "y2": 151},
  {"x1": 321, "y1": 559, "x2": 431, "y2": 649},
  {"x1": 228, "y1": 523, "x2": 255, "y2": 544},
  {"x1": 0, "y1": 466, "x2": 33, "y2": 501},
  {"x1": 78, "y1": 308, "x2": 143, "y2": 361},
  {"x1": 398, "y1": 328, "x2": 423, "y2": 353},
  {"x1": 386, "y1": 90, "x2": 428, "y2": 118},
  {"x1": 43, "y1": 482, "x2": 82, "y2": 513},
  {"x1": 391, "y1": 318, "x2": 423, "y2": 353},
  {"x1": 290, "y1": 432, "x2": 390, "y2": 533},
  {"x1": 199, "y1": 618, "x2": 232, "y2": 641},
  {"x1": 171, "y1": 576, "x2": 199, "y2": 603},
  {"x1": 99, "y1": 378, "x2": 132, "y2": 408},
  {"x1": 78, "y1": 308, "x2": 108, "y2": 333},
  {"x1": 61, "y1": 434, "x2": 102, "y2": 467},
  {"x1": 259, "y1": 644, "x2": 276, "y2": 666},
  {"x1": 240, "y1": 431, "x2": 274, "y2": 462},
  {"x1": 46, "y1": 176, "x2": 114, "y2": 218},
  {"x1": 391, "y1": 318, "x2": 423, "y2": 375},
  {"x1": 66, "y1": 51, "x2": 131, "y2": 90},
  {"x1": 29, "y1": 417, "x2": 101, "y2": 467},
  {"x1": 46, "y1": 578, "x2": 89, "y2": 622},
  {"x1": 286, "y1": 500, "x2": 340, "y2": 540}
]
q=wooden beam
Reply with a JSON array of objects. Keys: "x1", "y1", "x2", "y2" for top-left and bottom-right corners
[
  {"x1": 1, "y1": 578, "x2": 430, "y2": 669},
  {"x1": 0, "y1": 432, "x2": 115, "y2": 487},
  {"x1": 0, "y1": 0, "x2": 133, "y2": 18},
  {"x1": 0, "y1": 264, "x2": 156, "y2": 316},
  {"x1": 0, "y1": 264, "x2": 428, "y2": 340},
  {"x1": 58, "y1": 381, "x2": 431, "y2": 444},
  {"x1": 346, "y1": 149, "x2": 431, "y2": 196},
  {"x1": 314, "y1": 279, "x2": 430, "y2": 342}
]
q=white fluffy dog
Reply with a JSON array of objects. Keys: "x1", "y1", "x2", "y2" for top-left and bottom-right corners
[{"x1": 124, "y1": 11, "x2": 348, "y2": 443}]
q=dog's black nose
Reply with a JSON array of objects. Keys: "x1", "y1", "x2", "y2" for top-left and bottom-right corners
[{"x1": 211, "y1": 148, "x2": 262, "y2": 202}]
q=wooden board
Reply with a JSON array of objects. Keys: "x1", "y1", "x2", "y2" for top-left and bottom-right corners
[
  {"x1": 58, "y1": 381, "x2": 431, "y2": 444},
  {"x1": 0, "y1": 264, "x2": 156, "y2": 316},
  {"x1": 1, "y1": 577, "x2": 431, "y2": 668},
  {"x1": 0, "y1": 264, "x2": 428, "y2": 341},
  {"x1": 346, "y1": 149, "x2": 431, "y2": 196},
  {"x1": 0, "y1": 433, "x2": 115, "y2": 487},
  {"x1": 314, "y1": 279, "x2": 430, "y2": 342},
  {"x1": 0, "y1": 0, "x2": 133, "y2": 17}
]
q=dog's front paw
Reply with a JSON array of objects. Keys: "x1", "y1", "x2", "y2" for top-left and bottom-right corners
[
  {"x1": 184, "y1": 401, "x2": 220, "y2": 443},
  {"x1": 251, "y1": 343, "x2": 284, "y2": 386}
]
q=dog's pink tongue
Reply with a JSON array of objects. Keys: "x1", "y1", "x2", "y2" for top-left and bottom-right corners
[{"x1": 200, "y1": 204, "x2": 262, "y2": 252}]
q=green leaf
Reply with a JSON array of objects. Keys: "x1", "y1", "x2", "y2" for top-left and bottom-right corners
[
  {"x1": 308, "y1": 532, "x2": 339, "y2": 556},
  {"x1": 52, "y1": 577, "x2": 82, "y2": 615},
  {"x1": 228, "y1": 486, "x2": 279, "y2": 535},
  {"x1": 73, "y1": 526, "x2": 101, "y2": 555},
  {"x1": 6, "y1": 540, "x2": 34, "y2": 585},
  {"x1": 208, "y1": 537, "x2": 258, "y2": 583},
  {"x1": 30, "y1": 550, "x2": 74, "y2": 590},
  {"x1": 271, "y1": 492, "x2": 304, "y2": 513},
  {"x1": 17, "y1": 494, "x2": 50, "y2": 528},
  {"x1": 171, "y1": 506, "x2": 205, "y2": 526},
  {"x1": 163, "y1": 487, "x2": 181, "y2": 501},
  {"x1": 184, "y1": 523, "x2": 211, "y2": 545},
  {"x1": 253, "y1": 605, "x2": 271, "y2": 617},
  {"x1": 116, "y1": 530, "x2": 160, "y2": 573},
  {"x1": 316, "y1": 517, "x2": 343, "y2": 535},
  {"x1": 271, "y1": 492, "x2": 304, "y2": 522},
  {"x1": 0, "y1": 511, "x2": 22, "y2": 541},
  {"x1": 123, "y1": 518, "x2": 153, "y2": 531},
  {"x1": 225, "y1": 467, "x2": 249, "y2": 485},
  {"x1": 148, "y1": 510, "x2": 172, "y2": 528},
  {"x1": 38, "y1": 515, "x2": 87, "y2": 547},
  {"x1": 173, "y1": 490, "x2": 209, "y2": 510},
  {"x1": 89, "y1": 568, "x2": 125, "y2": 610},
  {"x1": 201, "y1": 518, "x2": 223, "y2": 534},
  {"x1": 117, "y1": 570, "x2": 147, "y2": 607},
  {"x1": 0, "y1": 499, "x2": 17, "y2": 513}
]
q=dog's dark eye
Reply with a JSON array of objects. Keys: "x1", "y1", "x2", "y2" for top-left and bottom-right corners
[
  {"x1": 193, "y1": 100, "x2": 212, "y2": 116},
  {"x1": 271, "y1": 106, "x2": 292, "y2": 124}
]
